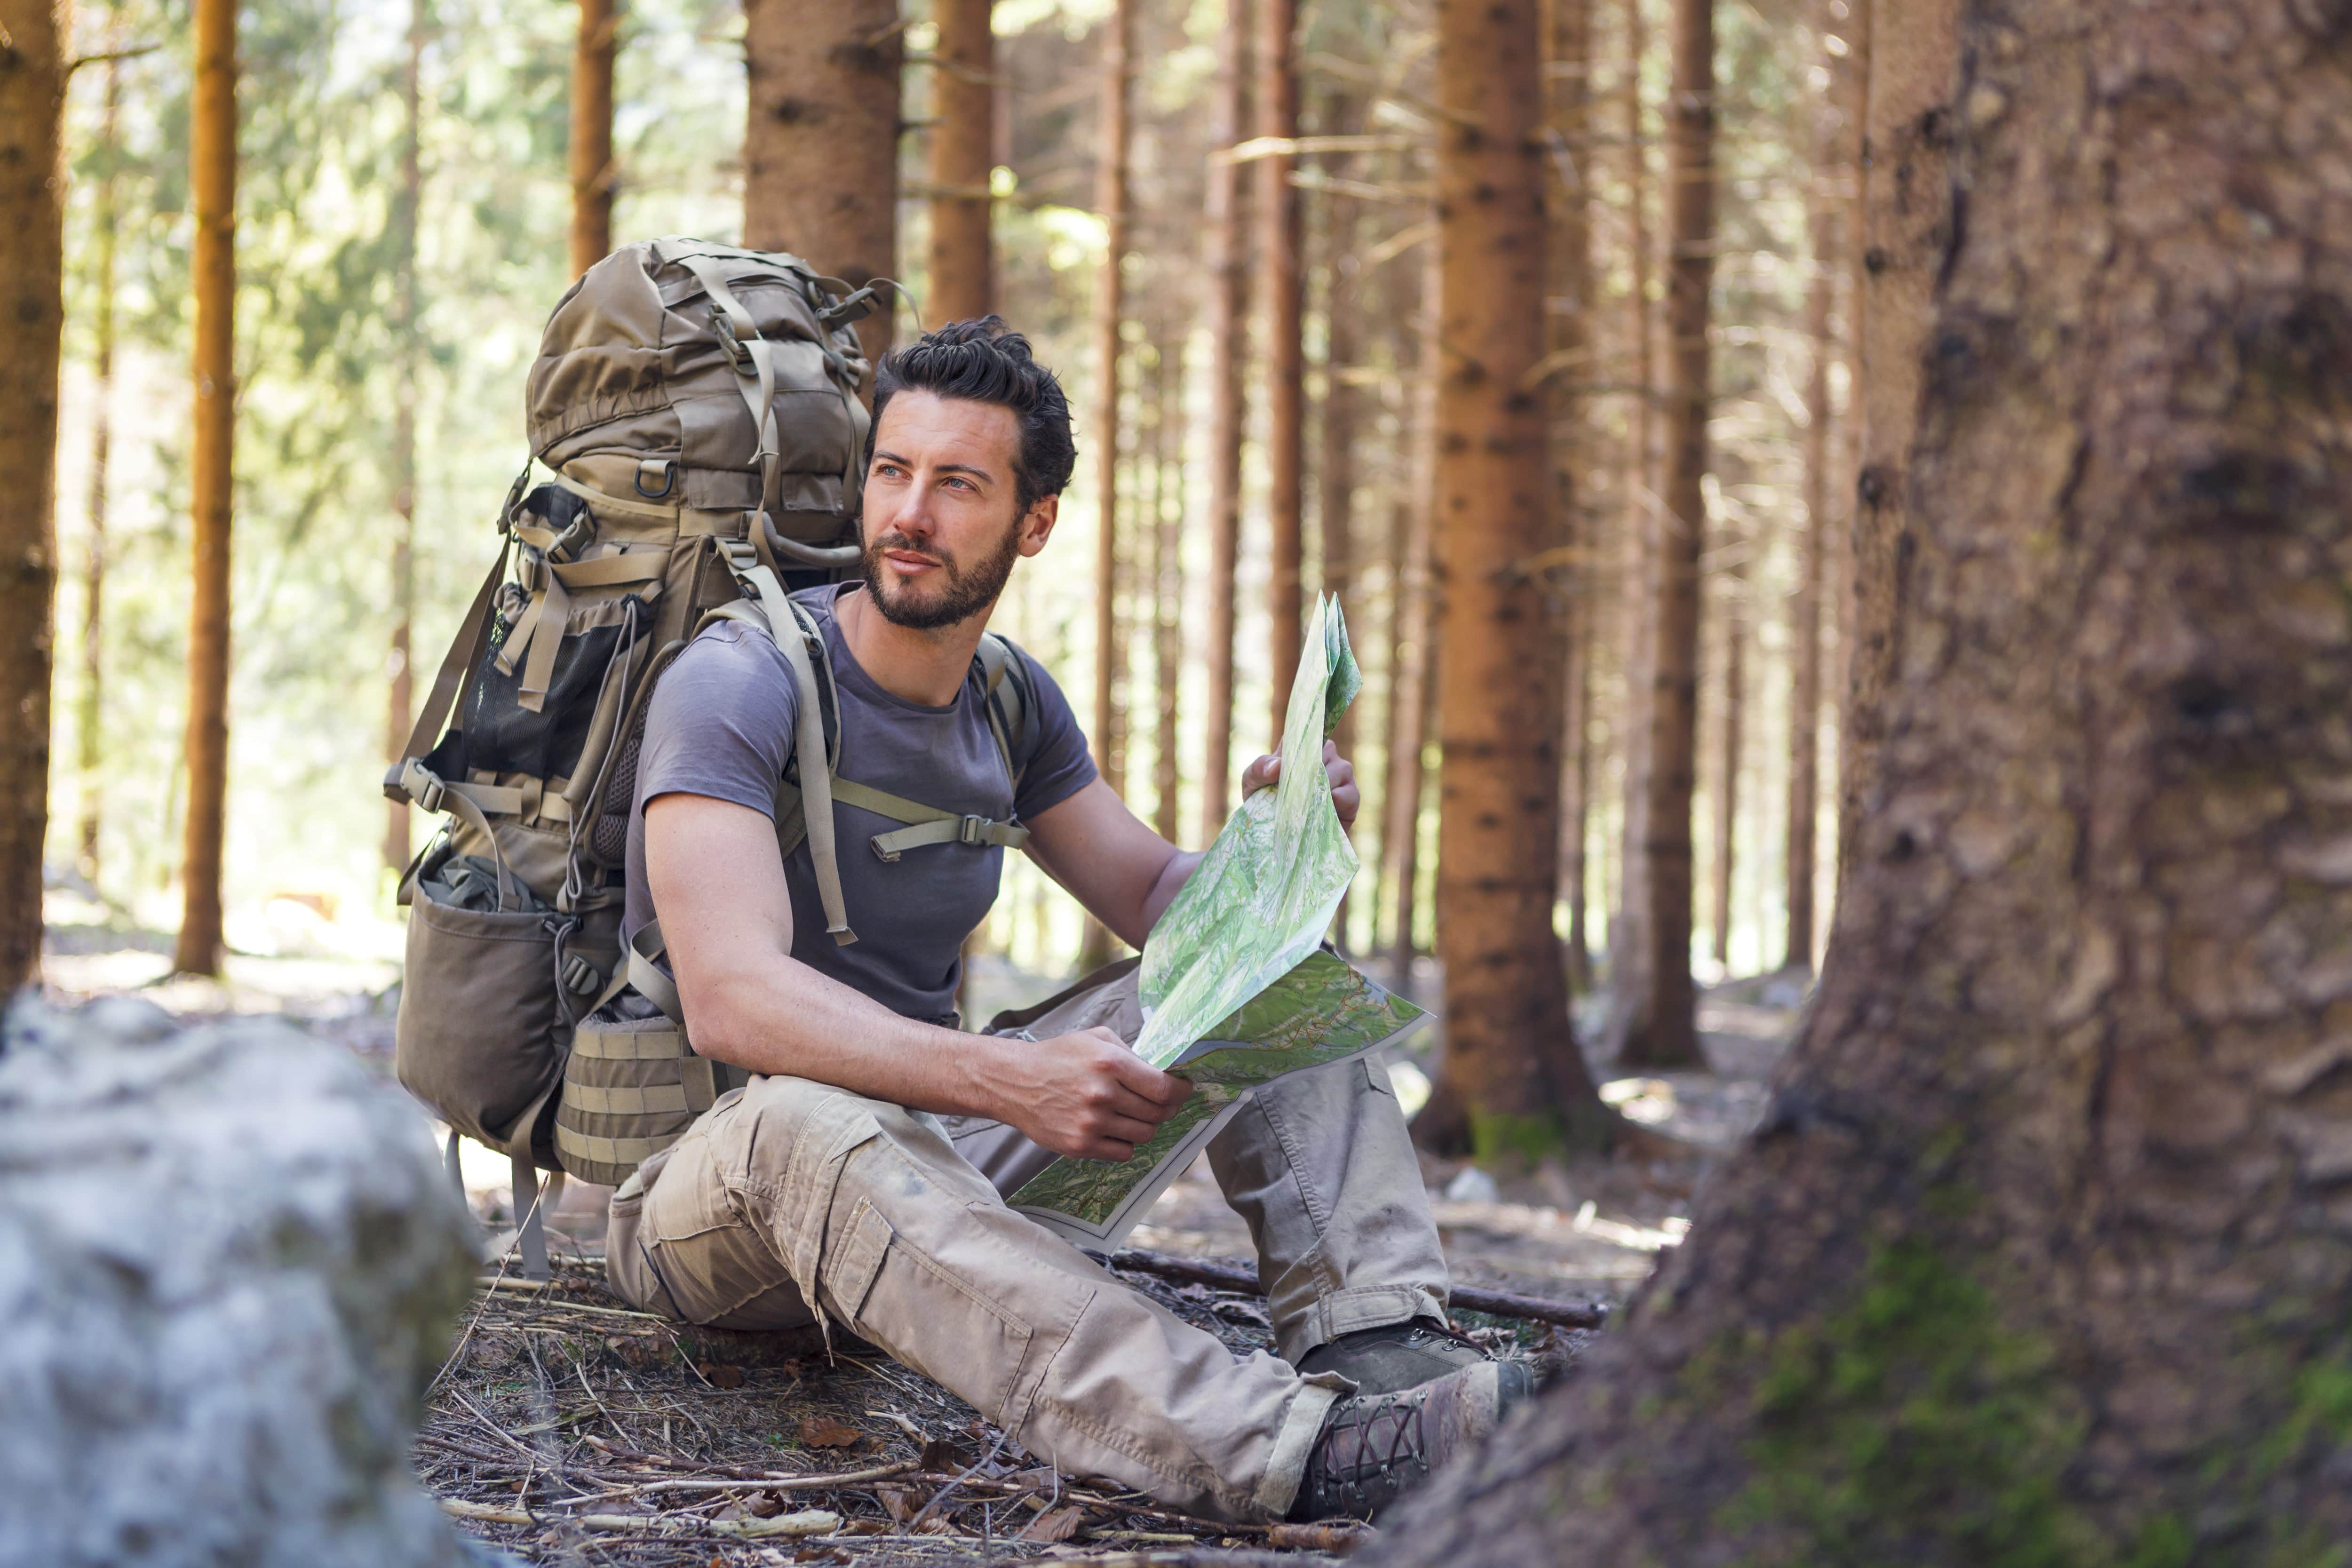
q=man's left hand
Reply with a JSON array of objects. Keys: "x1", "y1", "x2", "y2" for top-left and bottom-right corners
[{"x1": 1240, "y1": 741, "x2": 1359, "y2": 829}]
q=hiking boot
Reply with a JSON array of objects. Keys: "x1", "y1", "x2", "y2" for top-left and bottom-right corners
[
  {"x1": 1295, "y1": 1317, "x2": 1501, "y2": 1395},
  {"x1": 1288, "y1": 1360, "x2": 1534, "y2": 1520}
]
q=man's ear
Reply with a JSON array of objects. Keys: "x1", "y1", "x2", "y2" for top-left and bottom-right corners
[{"x1": 1017, "y1": 494, "x2": 1060, "y2": 557}]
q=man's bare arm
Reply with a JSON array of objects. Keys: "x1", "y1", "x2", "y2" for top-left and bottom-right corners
[
  {"x1": 645, "y1": 793, "x2": 1189, "y2": 1161},
  {"x1": 1022, "y1": 742, "x2": 1359, "y2": 947}
]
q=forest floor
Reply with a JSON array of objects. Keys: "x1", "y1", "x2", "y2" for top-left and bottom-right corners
[{"x1": 39, "y1": 903, "x2": 1804, "y2": 1566}]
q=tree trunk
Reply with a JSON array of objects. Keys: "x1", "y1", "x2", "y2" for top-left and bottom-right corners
[
  {"x1": 1784, "y1": 0, "x2": 1858, "y2": 973},
  {"x1": 1617, "y1": 0, "x2": 1711, "y2": 1069},
  {"x1": 743, "y1": 0, "x2": 901, "y2": 369},
  {"x1": 1077, "y1": 0, "x2": 1134, "y2": 976},
  {"x1": 1709, "y1": 547, "x2": 1741, "y2": 969},
  {"x1": 176, "y1": 0, "x2": 237, "y2": 978},
  {"x1": 0, "y1": 0, "x2": 66, "y2": 992},
  {"x1": 1431, "y1": 0, "x2": 1611, "y2": 1162},
  {"x1": 1604, "y1": 0, "x2": 1654, "y2": 1031},
  {"x1": 1384, "y1": 241, "x2": 1439, "y2": 991},
  {"x1": 385, "y1": 0, "x2": 424, "y2": 877},
  {"x1": 926, "y1": 0, "x2": 993, "y2": 323},
  {"x1": 1547, "y1": 0, "x2": 1594, "y2": 995},
  {"x1": 1150, "y1": 345, "x2": 1184, "y2": 844},
  {"x1": 1375, "y1": 2, "x2": 2352, "y2": 1557},
  {"x1": 79, "y1": 34, "x2": 121, "y2": 889},
  {"x1": 569, "y1": 0, "x2": 616, "y2": 279},
  {"x1": 1257, "y1": 0, "x2": 1303, "y2": 750},
  {"x1": 1317, "y1": 116, "x2": 1360, "y2": 948},
  {"x1": 1198, "y1": 0, "x2": 1250, "y2": 841},
  {"x1": 1841, "y1": 0, "x2": 1950, "y2": 882}
]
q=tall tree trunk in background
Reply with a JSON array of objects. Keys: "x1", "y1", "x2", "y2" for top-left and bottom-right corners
[
  {"x1": 1374, "y1": 4, "x2": 2352, "y2": 1555},
  {"x1": 1842, "y1": 0, "x2": 1953, "y2": 882},
  {"x1": 0, "y1": 0, "x2": 66, "y2": 992},
  {"x1": 1605, "y1": 0, "x2": 1654, "y2": 1025},
  {"x1": 926, "y1": 0, "x2": 993, "y2": 323},
  {"x1": 1709, "y1": 541, "x2": 1741, "y2": 968},
  {"x1": 1317, "y1": 130, "x2": 1359, "y2": 948},
  {"x1": 1199, "y1": 0, "x2": 1250, "y2": 841},
  {"x1": 384, "y1": 0, "x2": 425, "y2": 877},
  {"x1": 1383, "y1": 241, "x2": 1438, "y2": 989},
  {"x1": 1430, "y1": 0, "x2": 1610, "y2": 1161},
  {"x1": 744, "y1": 0, "x2": 901, "y2": 368},
  {"x1": 1547, "y1": 0, "x2": 1594, "y2": 994},
  {"x1": 1257, "y1": 0, "x2": 1303, "y2": 748},
  {"x1": 1783, "y1": 0, "x2": 1849, "y2": 973},
  {"x1": 570, "y1": 0, "x2": 616, "y2": 279},
  {"x1": 79, "y1": 33, "x2": 122, "y2": 888},
  {"x1": 1617, "y1": 0, "x2": 1711, "y2": 1068},
  {"x1": 1078, "y1": 0, "x2": 1133, "y2": 975},
  {"x1": 1150, "y1": 345, "x2": 1184, "y2": 844},
  {"x1": 176, "y1": 0, "x2": 237, "y2": 977}
]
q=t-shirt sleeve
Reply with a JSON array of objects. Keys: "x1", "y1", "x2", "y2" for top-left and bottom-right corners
[
  {"x1": 634, "y1": 622, "x2": 799, "y2": 820},
  {"x1": 1006, "y1": 645, "x2": 1099, "y2": 821}
]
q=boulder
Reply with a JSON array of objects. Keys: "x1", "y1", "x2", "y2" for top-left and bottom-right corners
[{"x1": 0, "y1": 995, "x2": 496, "y2": 1568}]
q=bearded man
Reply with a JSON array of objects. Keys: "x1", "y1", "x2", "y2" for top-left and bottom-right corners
[{"x1": 605, "y1": 318, "x2": 1528, "y2": 1523}]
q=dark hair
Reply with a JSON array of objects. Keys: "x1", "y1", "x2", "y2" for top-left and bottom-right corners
[{"x1": 866, "y1": 317, "x2": 1077, "y2": 514}]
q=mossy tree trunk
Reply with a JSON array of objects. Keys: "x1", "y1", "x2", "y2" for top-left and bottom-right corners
[
  {"x1": 0, "y1": 0, "x2": 67, "y2": 992},
  {"x1": 1430, "y1": 0, "x2": 1611, "y2": 1161},
  {"x1": 743, "y1": 0, "x2": 900, "y2": 369},
  {"x1": 1372, "y1": 3, "x2": 2352, "y2": 1558}
]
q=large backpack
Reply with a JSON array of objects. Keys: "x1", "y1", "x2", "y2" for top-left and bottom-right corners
[{"x1": 389, "y1": 238, "x2": 1033, "y2": 1275}]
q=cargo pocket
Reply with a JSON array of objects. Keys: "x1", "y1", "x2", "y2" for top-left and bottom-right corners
[{"x1": 395, "y1": 876, "x2": 570, "y2": 1154}]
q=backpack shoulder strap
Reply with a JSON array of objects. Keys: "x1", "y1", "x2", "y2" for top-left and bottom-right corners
[{"x1": 976, "y1": 631, "x2": 1036, "y2": 796}]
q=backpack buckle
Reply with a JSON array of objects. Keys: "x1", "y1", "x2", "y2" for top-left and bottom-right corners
[
  {"x1": 560, "y1": 955, "x2": 602, "y2": 996},
  {"x1": 958, "y1": 814, "x2": 989, "y2": 847},
  {"x1": 711, "y1": 306, "x2": 755, "y2": 373}
]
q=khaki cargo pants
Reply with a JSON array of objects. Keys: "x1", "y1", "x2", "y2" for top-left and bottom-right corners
[{"x1": 605, "y1": 1020, "x2": 1447, "y2": 1521}]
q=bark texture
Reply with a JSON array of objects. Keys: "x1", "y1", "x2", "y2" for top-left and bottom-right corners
[
  {"x1": 1710, "y1": 539, "x2": 1742, "y2": 969},
  {"x1": 1257, "y1": 0, "x2": 1304, "y2": 749},
  {"x1": 177, "y1": 0, "x2": 237, "y2": 977},
  {"x1": 0, "y1": 0, "x2": 65, "y2": 993},
  {"x1": 1383, "y1": 242, "x2": 1439, "y2": 984},
  {"x1": 1431, "y1": 0, "x2": 1608, "y2": 1160},
  {"x1": 1786, "y1": 23, "x2": 1837, "y2": 971},
  {"x1": 1372, "y1": 4, "x2": 2352, "y2": 1559},
  {"x1": 743, "y1": 0, "x2": 900, "y2": 368},
  {"x1": 1842, "y1": 0, "x2": 1955, "y2": 880},
  {"x1": 925, "y1": 0, "x2": 994, "y2": 324},
  {"x1": 1150, "y1": 350, "x2": 1184, "y2": 845},
  {"x1": 569, "y1": 0, "x2": 616, "y2": 279},
  {"x1": 1618, "y1": 0, "x2": 1713, "y2": 1068},
  {"x1": 1089, "y1": 0, "x2": 1132, "y2": 805},
  {"x1": 1199, "y1": 0, "x2": 1250, "y2": 840}
]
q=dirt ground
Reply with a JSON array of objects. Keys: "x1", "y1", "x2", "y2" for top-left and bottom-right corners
[{"x1": 41, "y1": 919, "x2": 1803, "y2": 1566}]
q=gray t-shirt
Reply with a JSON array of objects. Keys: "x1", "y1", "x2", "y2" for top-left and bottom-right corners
[{"x1": 623, "y1": 583, "x2": 1097, "y2": 1021}]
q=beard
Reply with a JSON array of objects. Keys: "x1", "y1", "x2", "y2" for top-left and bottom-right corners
[{"x1": 861, "y1": 515, "x2": 1025, "y2": 631}]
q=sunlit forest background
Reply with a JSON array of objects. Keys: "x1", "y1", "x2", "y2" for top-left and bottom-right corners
[{"x1": 52, "y1": 0, "x2": 1841, "y2": 987}]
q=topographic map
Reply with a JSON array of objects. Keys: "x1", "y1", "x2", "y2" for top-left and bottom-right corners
[{"x1": 1006, "y1": 598, "x2": 1430, "y2": 1248}]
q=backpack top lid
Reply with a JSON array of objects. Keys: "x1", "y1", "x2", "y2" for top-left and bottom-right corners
[{"x1": 524, "y1": 238, "x2": 878, "y2": 543}]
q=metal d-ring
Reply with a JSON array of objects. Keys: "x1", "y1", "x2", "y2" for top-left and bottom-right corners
[{"x1": 634, "y1": 459, "x2": 676, "y2": 499}]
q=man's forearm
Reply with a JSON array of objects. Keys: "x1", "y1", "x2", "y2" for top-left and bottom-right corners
[{"x1": 685, "y1": 955, "x2": 1008, "y2": 1122}]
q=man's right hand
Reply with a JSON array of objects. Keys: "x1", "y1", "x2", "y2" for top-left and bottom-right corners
[{"x1": 983, "y1": 1027, "x2": 1192, "y2": 1162}]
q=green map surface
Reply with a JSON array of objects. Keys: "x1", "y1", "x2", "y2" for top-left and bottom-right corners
[
  {"x1": 1131, "y1": 596, "x2": 1363, "y2": 1070},
  {"x1": 1006, "y1": 951, "x2": 1426, "y2": 1225}
]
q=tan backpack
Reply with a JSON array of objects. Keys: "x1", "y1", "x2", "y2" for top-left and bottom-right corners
[{"x1": 389, "y1": 239, "x2": 1034, "y2": 1275}]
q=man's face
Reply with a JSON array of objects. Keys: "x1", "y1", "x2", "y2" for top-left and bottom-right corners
[{"x1": 860, "y1": 390, "x2": 1057, "y2": 632}]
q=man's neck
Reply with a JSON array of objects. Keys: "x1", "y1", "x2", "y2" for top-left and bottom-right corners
[{"x1": 834, "y1": 585, "x2": 993, "y2": 708}]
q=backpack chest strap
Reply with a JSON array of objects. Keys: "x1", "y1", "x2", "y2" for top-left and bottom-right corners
[{"x1": 828, "y1": 776, "x2": 1030, "y2": 861}]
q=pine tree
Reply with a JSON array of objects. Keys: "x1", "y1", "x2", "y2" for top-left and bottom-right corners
[
  {"x1": 926, "y1": 0, "x2": 995, "y2": 323},
  {"x1": 1258, "y1": 0, "x2": 1303, "y2": 744},
  {"x1": 569, "y1": 0, "x2": 616, "y2": 279},
  {"x1": 383, "y1": 0, "x2": 425, "y2": 876},
  {"x1": 1199, "y1": 0, "x2": 1251, "y2": 839}
]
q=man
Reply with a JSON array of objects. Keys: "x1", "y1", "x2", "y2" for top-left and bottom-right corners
[{"x1": 605, "y1": 318, "x2": 1530, "y2": 1522}]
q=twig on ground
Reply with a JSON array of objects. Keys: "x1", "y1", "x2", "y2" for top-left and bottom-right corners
[{"x1": 437, "y1": 1496, "x2": 842, "y2": 1539}]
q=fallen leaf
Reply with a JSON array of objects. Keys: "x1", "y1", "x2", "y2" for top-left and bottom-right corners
[
  {"x1": 698, "y1": 1361, "x2": 747, "y2": 1389},
  {"x1": 838, "y1": 1518, "x2": 890, "y2": 1536},
  {"x1": 1019, "y1": 1505, "x2": 1084, "y2": 1542},
  {"x1": 875, "y1": 1485, "x2": 920, "y2": 1523},
  {"x1": 797, "y1": 1414, "x2": 862, "y2": 1448},
  {"x1": 917, "y1": 1435, "x2": 963, "y2": 1472},
  {"x1": 747, "y1": 1490, "x2": 785, "y2": 1518},
  {"x1": 793, "y1": 1550, "x2": 850, "y2": 1565}
]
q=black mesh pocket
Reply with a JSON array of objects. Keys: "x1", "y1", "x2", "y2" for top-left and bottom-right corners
[
  {"x1": 461, "y1": 596, "x2": 641, "y2": 782},
  {"x1": 577, "y1": 637, "x2": 687, "y2": 872}
]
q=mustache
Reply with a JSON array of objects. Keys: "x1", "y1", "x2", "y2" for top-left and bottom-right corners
[{"x1": 868, "y1": 532, "x2": 949, "y2": 569}]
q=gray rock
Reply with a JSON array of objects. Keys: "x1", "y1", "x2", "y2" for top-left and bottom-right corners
[{"x1": 0, "y1": 996, "x2": 495, "y2": 1568}]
